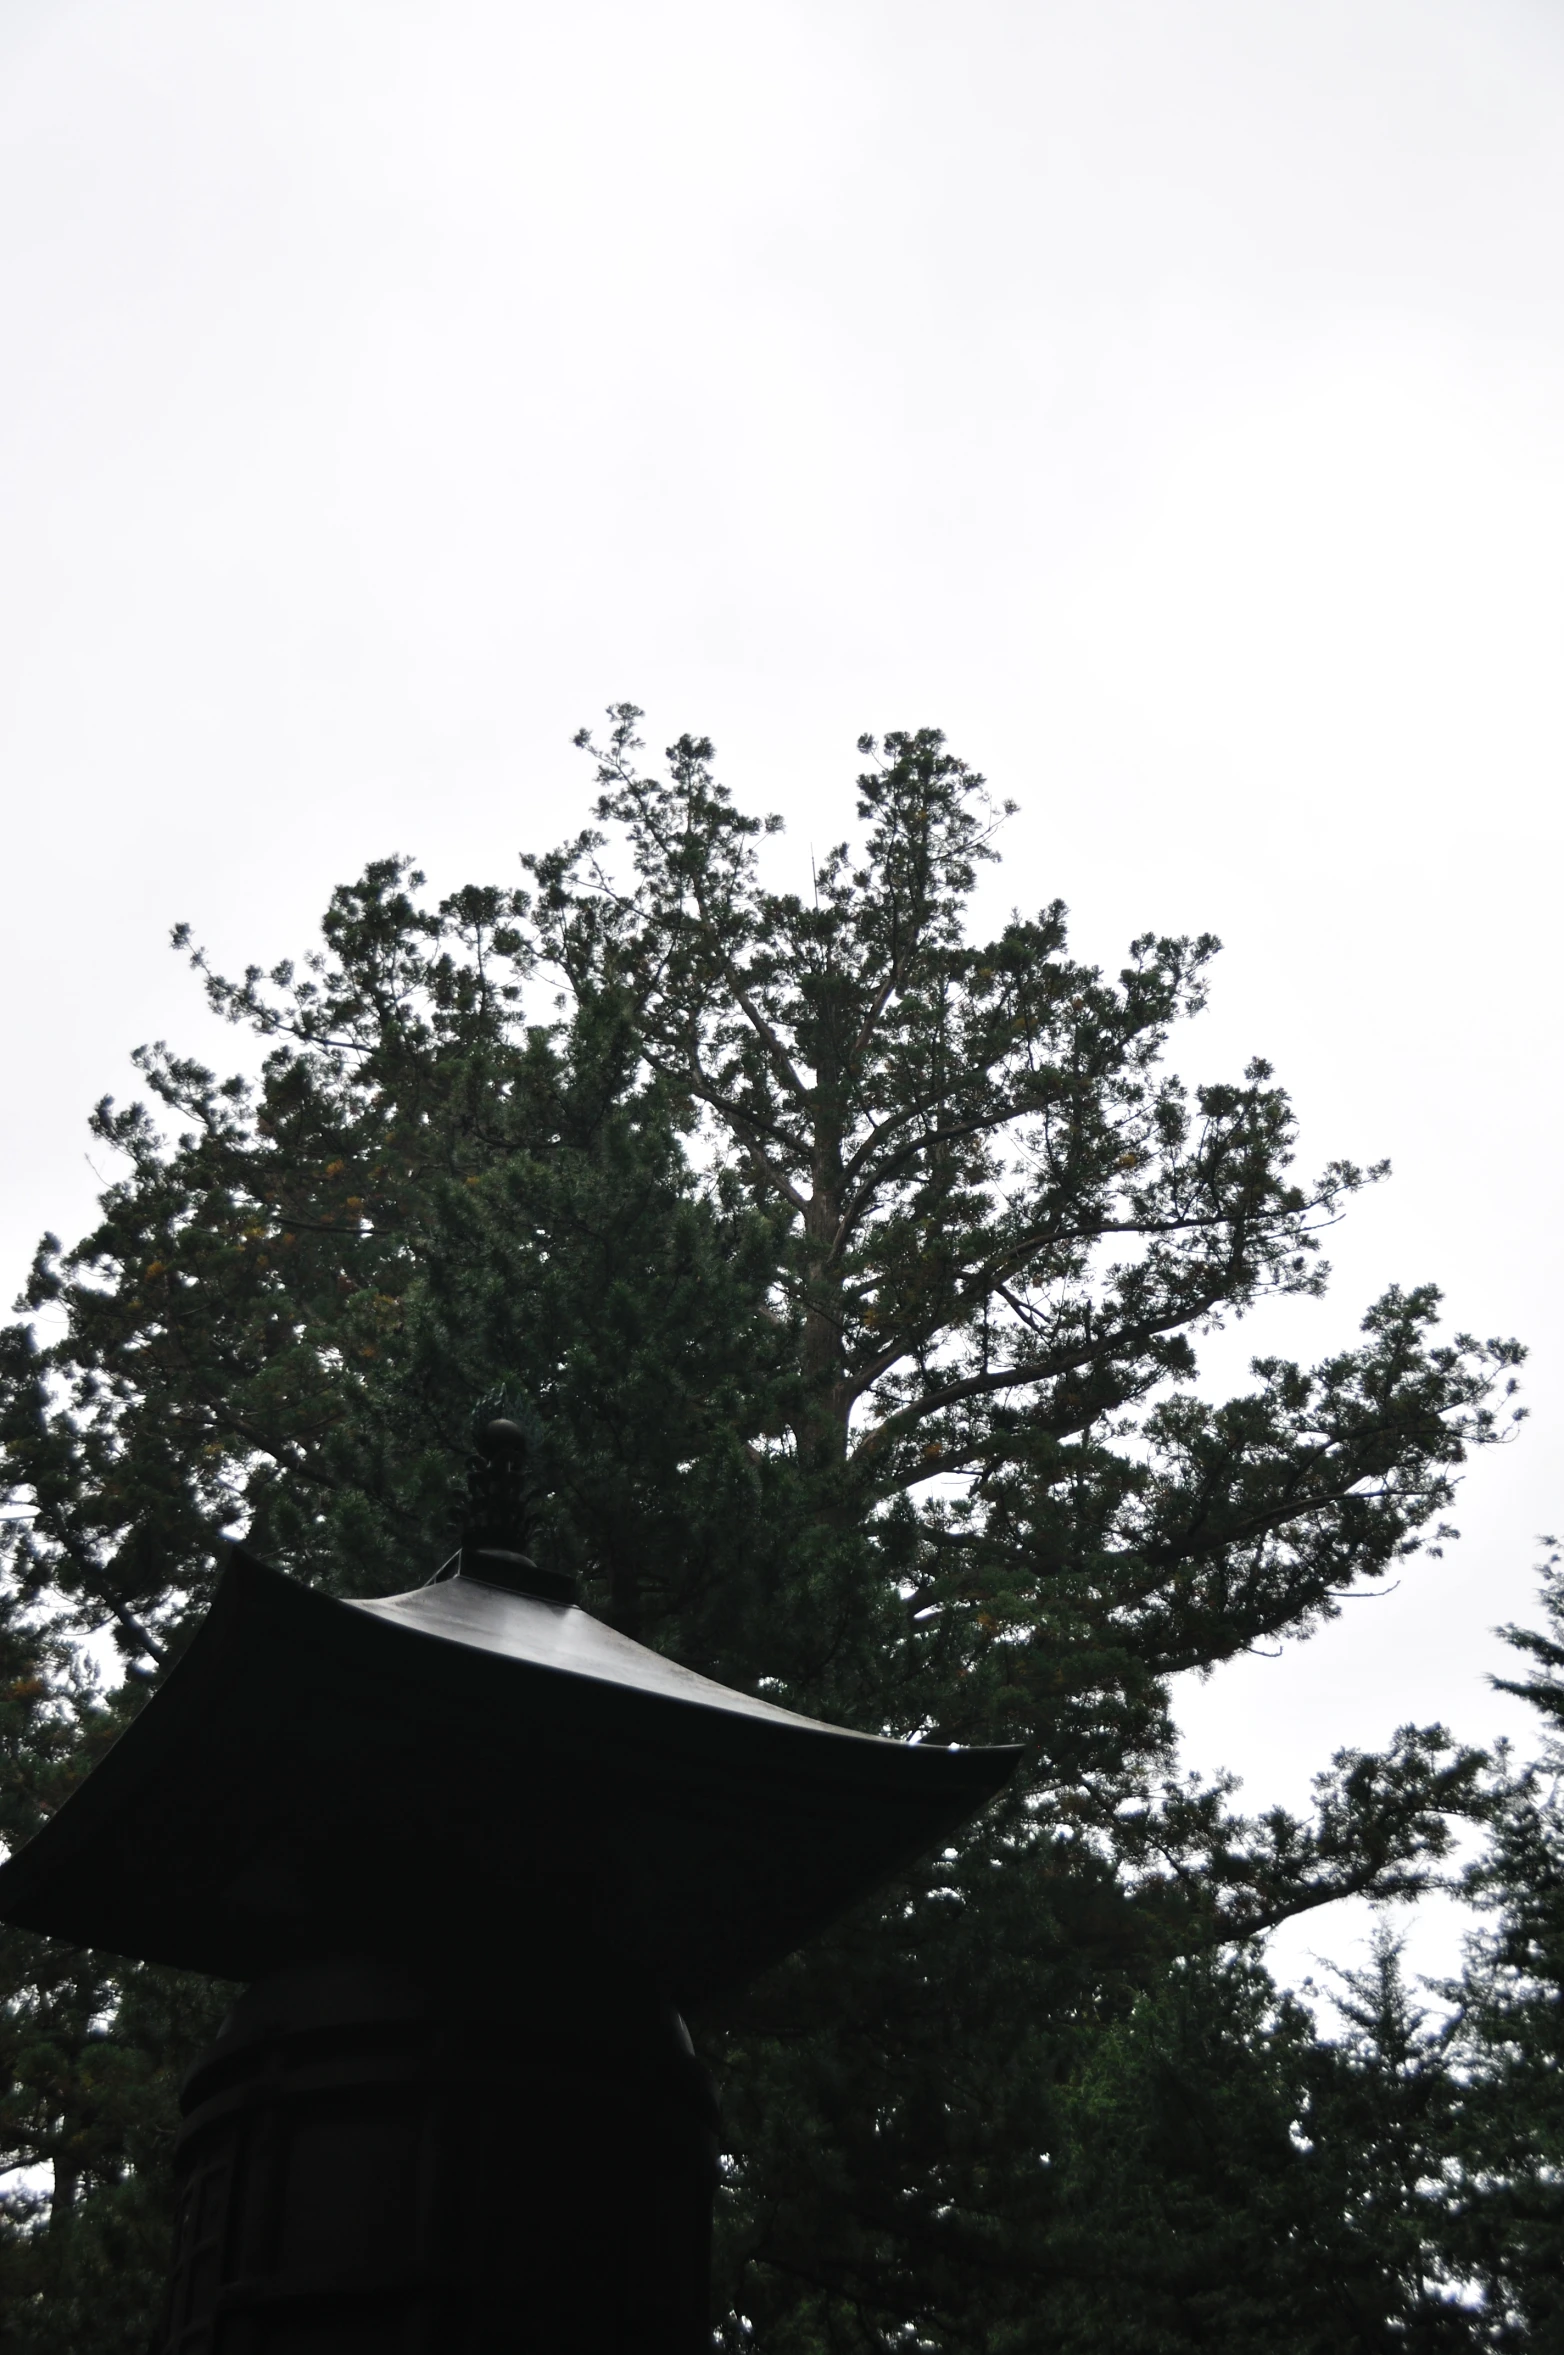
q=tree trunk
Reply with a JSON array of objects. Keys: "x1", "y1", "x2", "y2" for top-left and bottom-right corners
[{"x1": 50, "y1": 2149, "x2": 78, "y2": 2235}]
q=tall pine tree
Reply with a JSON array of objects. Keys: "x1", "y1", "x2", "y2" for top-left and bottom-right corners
[{"x1": 0, "y1": 719, "x2": 1522, "y2": 2348}]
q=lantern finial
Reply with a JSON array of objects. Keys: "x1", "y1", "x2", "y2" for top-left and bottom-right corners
[{"x1": 448, "y1": 1401, "x2": 576, "y2": 1602}]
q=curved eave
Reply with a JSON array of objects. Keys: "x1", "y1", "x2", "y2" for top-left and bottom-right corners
[{"x1": 0, "y1": 1548, "x2": 1021, "y2": 2002}]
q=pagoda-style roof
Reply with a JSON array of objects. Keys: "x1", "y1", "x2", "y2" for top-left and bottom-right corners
[{"x1": 0, "y1": 1548, "x2": 1020, "y2": 2003}]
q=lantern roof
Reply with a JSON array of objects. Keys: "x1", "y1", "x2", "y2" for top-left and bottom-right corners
[{"x1": 0, "y1": 1546, "x2": 1020, "y2": 2003}]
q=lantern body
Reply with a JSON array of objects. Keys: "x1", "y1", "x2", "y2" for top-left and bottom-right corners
[{"x1": 163, "y1": 1957, "x2": 717, "y2": 2355}]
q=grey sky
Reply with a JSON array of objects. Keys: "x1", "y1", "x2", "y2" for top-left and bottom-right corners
[{"x1": 3, "y1": 0, "x2": 1560, "y2": 1990}]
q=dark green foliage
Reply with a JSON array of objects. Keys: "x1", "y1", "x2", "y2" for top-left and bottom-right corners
[
  {"x1": 718, "y1": 1906, "x2": 1481, "y2": 2353},
  {"x1": 531, "y1": 715, "x2": 1516, "y2": 1745},
  {"x1": 1436, "y1": 1558, "x2": 1564, "y2": 2347},
  {"x1": 0, "y1": 1590, "x2": 229, "y2": 2352},
  {"x1": 988, "y1": 1939, "x2": 1471, "y2": 2355},
  {"x1": 1299, "y1": 1929, "x2": 1479, "y2": 2353},
  {"x1": 0, "y1": 719, "x2": 1530, "y2": 2346}
]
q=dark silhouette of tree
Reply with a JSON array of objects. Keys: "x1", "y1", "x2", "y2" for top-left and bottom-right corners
[
  {"x1": 1438, "y1": 1553, "x2": 1564, "y2": 2346},
  {"x1": 0, "y1": 718, "x2": 1523, "y2": 2348}
]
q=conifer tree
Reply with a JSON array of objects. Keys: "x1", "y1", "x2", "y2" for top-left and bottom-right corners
[
  {"x1": 1441, "y1": 1556, "x2": 1564, "y2": 2345},
  {"x1": 0, "y1": 720, "x2": 1524, "y2": 2347}
]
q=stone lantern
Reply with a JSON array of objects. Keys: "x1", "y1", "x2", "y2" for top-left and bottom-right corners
[{"x1": 0, "y1": 1425, "x2": 1019, "y2": 2353}]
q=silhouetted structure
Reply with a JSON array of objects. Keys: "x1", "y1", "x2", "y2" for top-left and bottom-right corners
[{"x1": 0, "y1": 1423, "x2": 1019, "y2": 2351}]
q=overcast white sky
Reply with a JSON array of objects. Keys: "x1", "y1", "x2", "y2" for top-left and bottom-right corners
[{"x1": 3, "y1": 0, "x2": 1560, "y2": 1995}]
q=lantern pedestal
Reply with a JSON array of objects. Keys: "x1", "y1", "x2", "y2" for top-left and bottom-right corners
[{"x1": 161, "y1": 1955, "x2": 718, "y2": 2355}]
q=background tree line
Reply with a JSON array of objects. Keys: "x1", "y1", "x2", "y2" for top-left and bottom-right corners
[{"x1": 0, "y1": 716, "x2": 1555, "y2": 2351}]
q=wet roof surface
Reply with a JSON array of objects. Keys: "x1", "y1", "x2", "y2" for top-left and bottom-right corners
[
  {"x1": 352, "y1": 1574, "x2": 872, "y2": 1736},
  {"x1": 0, "y1": 1547, "x2": 1022, "y2": 2000}
]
